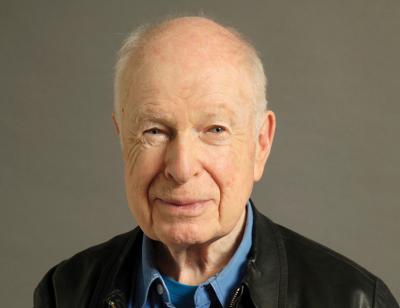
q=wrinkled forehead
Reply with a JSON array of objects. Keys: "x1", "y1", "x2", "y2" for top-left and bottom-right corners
[{"x1": 124, "y1": 63, "x2": 255, "y2": 129}]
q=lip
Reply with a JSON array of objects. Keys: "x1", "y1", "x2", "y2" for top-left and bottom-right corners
[
  {"x1": 157, "y1": 198, "x2": 210, "y2": 206},
  {"x1": 155, "y1": 198, "x2": 211, "y2": 216}
]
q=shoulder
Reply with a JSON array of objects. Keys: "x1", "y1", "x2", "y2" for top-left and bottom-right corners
[
  {"x1": 251, "y1": 204, "x2": 398, "y2": 306},
  {"x1": 277, "y1": 223, "x2": 377, "y2": 283},
  {"x1": 50, "y1": 228, "x2": 140, "y2": 281},
  {"x1": 275, "y1": 223, "x2": 398, "y2": 307},
  {"x1": 34, "y1": 228, "x2": 142, "y2": 307}
]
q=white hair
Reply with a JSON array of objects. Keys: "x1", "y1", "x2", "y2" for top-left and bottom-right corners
[{"x1": 113, "y1": 16, "x2": 269, "y2": 143}]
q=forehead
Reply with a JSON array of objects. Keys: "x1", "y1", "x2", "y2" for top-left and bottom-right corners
[
  {"x1": 125, "y1": 67, "x2": 253, "y2": 129},
  {"x1": 127, "y1": 20, "x2": 255, "y2": 97},
  {"x1": 120, "y1": 19, "x2": 259, "y2": 125},
  {"x1": 126, "y1": 51, "x2": 254, "y2": 115}
]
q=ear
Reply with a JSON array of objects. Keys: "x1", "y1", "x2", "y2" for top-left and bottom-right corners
[
  {"x1": 254, "y1": 110, "x2": 276, "y2": 182},
  {"x1": 111, "y1": 112, "x2": 120, "y2": 136}
]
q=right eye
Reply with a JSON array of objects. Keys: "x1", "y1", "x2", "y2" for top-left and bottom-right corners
[{"x1": 142, "y1": 127, "x2": 169, "y2": 145}]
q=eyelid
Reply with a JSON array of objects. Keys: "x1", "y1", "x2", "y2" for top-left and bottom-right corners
[
  {"x1": 142, "y1": 122, "x2": 170, "y2": 133},
  {"x1": 207, "y1": 124, "x2": 229, "y2": 133},
  {"x1": 141, "y1": 126, "x2": 170, "y2": 146},
  {"x1": 144, "y1": 127, "x2": 164, "y2": 134}
]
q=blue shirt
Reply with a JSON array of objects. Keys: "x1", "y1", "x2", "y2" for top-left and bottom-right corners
[
  {"x1": 129, "y1": 202, "x2": 253, "y2": 308},
  {"x1": 162, "y1": 275, "x2": 197, "y2": 307}
]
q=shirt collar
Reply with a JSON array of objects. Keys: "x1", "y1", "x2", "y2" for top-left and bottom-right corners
[
  {"x1": 136, "y1": 201, "x2": 253, "y2": 307},
  {"x1": 206, "y1": 202, "x2": 253, "y2": 306},
  {"x1": 135, "y1": 232, "x2": 170, "y2": 308}
]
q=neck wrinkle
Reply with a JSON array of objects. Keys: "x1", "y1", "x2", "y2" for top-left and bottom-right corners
[{"x1": 154, "y1": 208, "x2": 247, "y2": 285}]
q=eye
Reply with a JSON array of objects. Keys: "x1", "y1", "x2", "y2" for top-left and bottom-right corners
[
  {"x1": 142, "y1": 127, "x2": 169, "y2": 145},
  {"x1": 145, "y1": 128, "x2": 163, "y2": 135},
  {"x1": 208, "y1": 126, "x2": 226, "y2": 134},
  {"x1": 203, "y1": 125, "x2": 230, "y2": 144}
]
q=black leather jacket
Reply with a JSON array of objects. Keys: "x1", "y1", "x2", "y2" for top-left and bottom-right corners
[{"x1": 34, "y1": 203, "x2": 399, "y2": 307}]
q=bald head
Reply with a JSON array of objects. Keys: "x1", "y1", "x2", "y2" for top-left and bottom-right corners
[
  {"x1": 134, "y1": 17, "x2": 251, "y2": 67},
  {"x1": 113, "y1": 16, "x2": 268, "y2": 131}
]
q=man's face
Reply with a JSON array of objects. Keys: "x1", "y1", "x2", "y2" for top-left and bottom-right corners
[{"x1": 116, "y1": 47, "x2": 271, "y2": 248}]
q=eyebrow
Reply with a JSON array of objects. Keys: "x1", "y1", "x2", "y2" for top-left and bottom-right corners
[
  {"x1": 128, "y1": 105, "x2": 177, "y2": 128},
  {"x1": 198, "y1": 103, "x2": 241, "y2": 126}
]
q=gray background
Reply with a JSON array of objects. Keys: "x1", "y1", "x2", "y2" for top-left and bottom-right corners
[{"x1": 1, "y1": 1, "x2": 399, "y2": 306}]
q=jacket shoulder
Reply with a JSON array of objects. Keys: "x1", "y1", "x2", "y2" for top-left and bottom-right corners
[
  {"x1": 34, "y1": 228, "x2": 141, "y2": 307},
  {"x1": 52, "y1": 228, "x2": 139, "y2": 280},
  {"x1": 276, "y1": 224, "x2": 398, "y2": 307},
  {"x1": 278, "y1": 224, "x2": 377, "y2": 283}
]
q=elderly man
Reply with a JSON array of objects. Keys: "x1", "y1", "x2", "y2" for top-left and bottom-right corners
[{"x1": 34, "y1": 16, "x2": 398, "y2": 308}]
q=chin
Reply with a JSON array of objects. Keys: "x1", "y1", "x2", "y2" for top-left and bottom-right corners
[{"x1": 157, "y1": 223, "x2": 219, "y2": 247}]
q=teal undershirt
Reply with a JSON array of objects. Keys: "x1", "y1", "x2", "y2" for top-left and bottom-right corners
[{"x1": 162, "y1": 275, "x2": 197, "y2": 308}]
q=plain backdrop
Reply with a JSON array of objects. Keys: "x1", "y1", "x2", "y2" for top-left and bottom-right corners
[{"x1": 1, "y1": 1, "x2": 399, "y2": 306}]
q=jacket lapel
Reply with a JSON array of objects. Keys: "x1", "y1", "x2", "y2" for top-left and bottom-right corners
[
  {"x1": 90, "y1": 228, "x2": 142, "y2": 308},
  {"x1": 243, "y1": 200, "x2": 288, "y2": 308}
]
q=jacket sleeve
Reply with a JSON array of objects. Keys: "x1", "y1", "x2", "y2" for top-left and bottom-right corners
[
  {"x1": 374, "y1": 278, "x2": 399, "y2": 308},
  {"x1": 33, "y1": 265, "x2": 58, "y2": 308}
]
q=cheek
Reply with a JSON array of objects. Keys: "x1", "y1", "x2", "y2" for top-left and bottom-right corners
[
  {"x1": 204, "y1": 143, "x2": 255, "y2": 225},
  {"x1": 206, "y1": 143, "x2": 255, "y2": 188},
  {"x1": 124, "y1": 141, "x2": 164, "y2": 182},
  {"x1": 123, "y1": 144, "x2": 165, "y2": 237}
]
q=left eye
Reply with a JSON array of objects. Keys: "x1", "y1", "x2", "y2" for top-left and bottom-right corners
[
  {"x1": 145, "y1": 128, "x2": 163, "y2": 135},
  {"x1": 208, "y1": 126, "x2": 226, "y2": 134}
]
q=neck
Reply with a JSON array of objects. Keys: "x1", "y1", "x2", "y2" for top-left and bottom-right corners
[{"x1": 154, "y1": 209, "x2": 247, "y2": 285}]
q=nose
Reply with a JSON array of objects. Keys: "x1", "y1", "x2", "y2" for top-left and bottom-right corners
[{"x1": 164, "y1": 133, "x2": 201, "y2": 184}]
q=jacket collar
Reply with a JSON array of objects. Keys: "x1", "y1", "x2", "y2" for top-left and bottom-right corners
[
  {"x1": 243, "y1": 199, "x2": 288, "y2": 308},
  {"x1": 90, "y1": 228, "x2": 142, "y2": 308},
  {"x1": 96, "y1": 199, "x2": 288, "y2": 308}
]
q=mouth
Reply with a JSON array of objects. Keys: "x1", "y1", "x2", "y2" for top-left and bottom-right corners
[
  {"x1": 158, "y1": 198, "x2": 210, "y2": 206},
  {"x1": 155, "y1": 198, "x2": 211, "y2": 216}
]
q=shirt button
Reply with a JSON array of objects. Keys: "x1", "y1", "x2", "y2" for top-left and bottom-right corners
[{"x1": 156, "y1": 283, "x2": 164, "y2": 295}]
